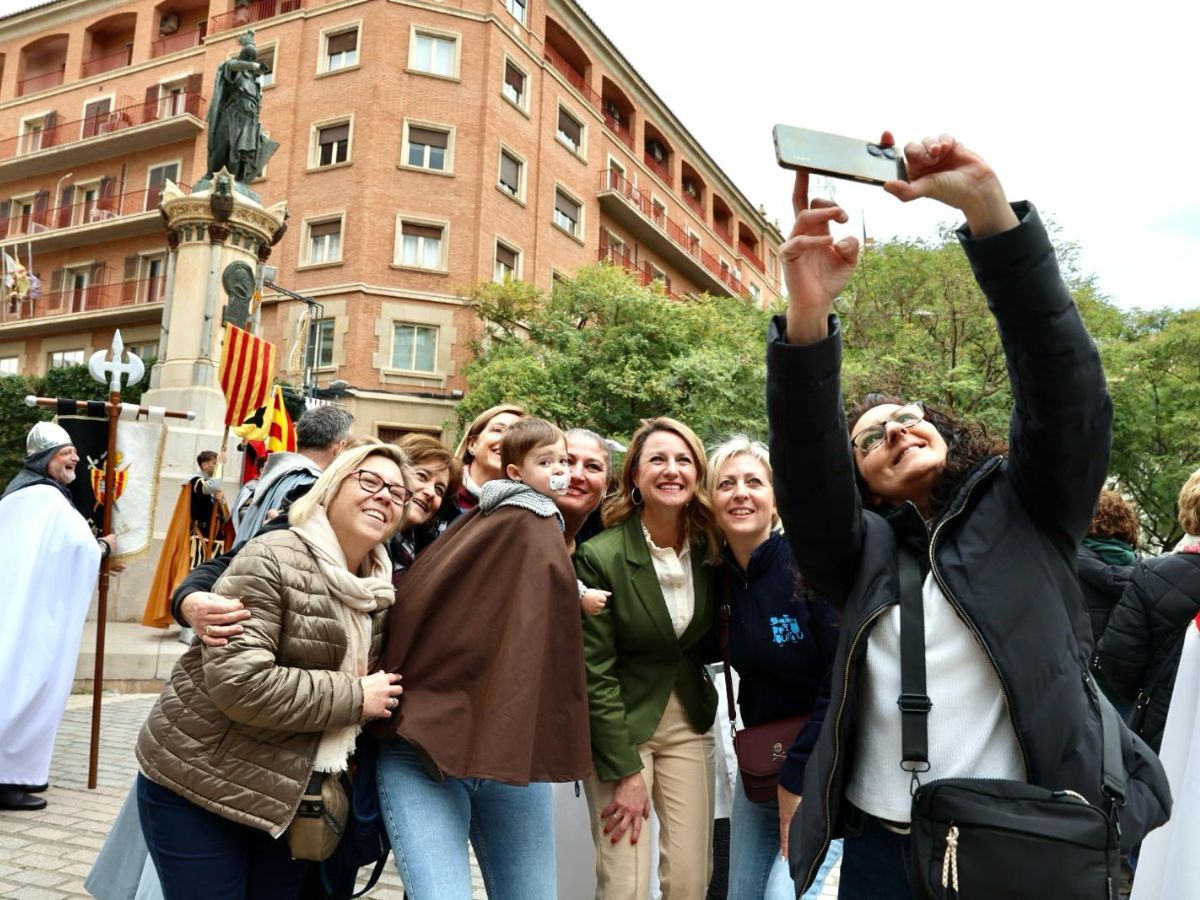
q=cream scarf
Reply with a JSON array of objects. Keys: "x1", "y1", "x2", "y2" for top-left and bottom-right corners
[{"x1": 292, "y1": 506, "x2": 395, "y2": 773}]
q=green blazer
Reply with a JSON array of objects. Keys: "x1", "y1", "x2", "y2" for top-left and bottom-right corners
[{"x1": 575, "y1": 514, "x2": 719, "y2": 782}]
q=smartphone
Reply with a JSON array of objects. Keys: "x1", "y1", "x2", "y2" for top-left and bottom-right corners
[{"x1": 773, "y1": 125, "x2": 907, "y2": 186}]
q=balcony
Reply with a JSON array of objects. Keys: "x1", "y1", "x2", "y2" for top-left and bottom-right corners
[
  {"x1": 0, "y1": 276, "x2": 165, "y2": 334},
  {"x1": 682, "y1": 192, "x2": 704, "y2": 219},
  {"x1": 596, "y1": 168, "x2": 747, "y2": 299},
  {"x1": 603, "y1": 111, "x2": 634, "y2": 150},
  {"x1": 543, "y1": 44, "x2": 601, "y2": 111},
  {"x1": 0, "y1": 185, "x2": 182, "y2": 254},
  {"x1": 598, "y1": 246, "x2": 683, "y2": 301},
  {"x1": 152, "y1": 24, "x2": 207, "y2": 58},
  {"x1": 739, "y1": 241, "x2": 765, "y2": 273},
  {"x1": 17, "y1": 68, "x2": 65, "y2": 97},
  {"x1": 644, "y1": 151, "x2": 671, "y2": 184},
  {"x1": 0, "y1": 93, "x2": 204, "y2": 183},
  {"x1": 81, "y1": 46, "x2": 133, "y2": 78},
  {"x1": 208, "y1": 0, "x2": 304, "y2": 36}
]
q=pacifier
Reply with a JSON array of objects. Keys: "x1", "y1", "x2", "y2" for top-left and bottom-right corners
[{"x1": 549, "y1": 473, "x2": 569, "y2": 494}]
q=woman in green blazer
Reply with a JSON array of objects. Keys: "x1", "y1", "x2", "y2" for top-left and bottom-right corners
[{"x1": 575, "y1": 417, "x2": 720, "y2": 900}]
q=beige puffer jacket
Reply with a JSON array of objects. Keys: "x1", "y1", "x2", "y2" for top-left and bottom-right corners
[{"x1": 136, "y1": 529, "x2": 390, "y2": 837}]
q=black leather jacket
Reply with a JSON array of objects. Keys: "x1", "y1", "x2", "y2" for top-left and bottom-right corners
[{"x1": 767, "y1": 204, "x2": 1171, "y2": 893}]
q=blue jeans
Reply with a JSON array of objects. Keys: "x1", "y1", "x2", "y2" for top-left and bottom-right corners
[
  {"x1": 729, "y1": 773, "x2": 842, "y2": 900},
  {"x1": 375, "y1": 738, "x2": 556, "y2": 900},
  {"x1": 136, "y1": 772, "x2": 308, "y2": 900},
  {"x1": 837, "y1": 802, "x2": 915, "y2": 900}
]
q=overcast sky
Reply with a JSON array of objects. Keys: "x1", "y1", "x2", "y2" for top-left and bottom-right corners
[{"x1": 3, "y1": 0, "x2": 1195, "y2": 310}]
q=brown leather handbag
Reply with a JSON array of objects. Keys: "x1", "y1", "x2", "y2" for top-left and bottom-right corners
[
  {"x1": 718, "y1": 578, "x2": 809, "y2": 804},
  {"x1": 286, "y1": 771, "x2": 351, "y2": 861}
]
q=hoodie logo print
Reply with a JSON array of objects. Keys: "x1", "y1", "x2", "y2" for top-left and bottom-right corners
[{"x1": 770, "y1": 615, "x2": 803, "y2": 645}]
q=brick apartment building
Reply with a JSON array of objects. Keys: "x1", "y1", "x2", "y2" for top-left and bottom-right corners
[{"x1": 0, "y1": 0, "x2": 784, "y2": 442}]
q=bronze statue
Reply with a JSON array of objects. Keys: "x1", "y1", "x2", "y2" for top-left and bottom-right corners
[{"x1": 205, "y1": 31, "x2": 278, "y2": 184}]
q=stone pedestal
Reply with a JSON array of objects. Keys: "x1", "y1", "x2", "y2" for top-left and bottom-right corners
[{"x1": 104, "y1": 176, "x2": 287, "y2": 622}]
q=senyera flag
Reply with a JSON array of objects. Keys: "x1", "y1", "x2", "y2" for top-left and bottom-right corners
[
  {"x1": 266, "y1": 386, "x2": 297, "y2": 453},
  {"x1": 219, "y1": 324, "x2": 276, "y2": 427}
]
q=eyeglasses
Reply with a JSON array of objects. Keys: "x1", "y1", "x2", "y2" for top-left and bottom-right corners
[
  {"x1": 352, "y1": 469, "x2": 412, "y2": 505},
  {"x1": 850, "y1": 402, "x2": 927, "y2": 456}
]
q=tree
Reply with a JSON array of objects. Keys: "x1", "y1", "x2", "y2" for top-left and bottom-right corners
[
  {"x1": 458, "y1": 265, "x2": 772, "y2": 448},
  {"x1": 0, "y1": 361, "x2": 150, "y2": 493}
]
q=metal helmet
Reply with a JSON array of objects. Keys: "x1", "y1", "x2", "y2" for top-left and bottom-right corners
[{"x1": 26, "y1": 421, "x2": 72, "y2": 458}]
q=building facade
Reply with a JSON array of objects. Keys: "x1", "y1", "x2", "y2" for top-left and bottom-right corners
[{"x1": 0, "y1": 0, "x2": 784, "y2": 441}]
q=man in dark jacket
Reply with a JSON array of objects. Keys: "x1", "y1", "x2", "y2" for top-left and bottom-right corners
[
  {"x1": 1096, "y1": 467, "x2": 1200, "y2": 752},
  {"x1": 768, "y1": 136, "x2": 1170, "y2": 896}
]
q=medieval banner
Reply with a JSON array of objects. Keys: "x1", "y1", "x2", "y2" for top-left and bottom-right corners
[{"x1": 58, "y1": 412, "x2": 165, "y2": 562}]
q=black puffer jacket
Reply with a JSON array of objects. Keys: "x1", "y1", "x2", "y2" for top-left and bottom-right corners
[
  {"x1": 768, "y1": 204, "x2": 1171, "y2": 894},
  {"x1": 1094, "y1": 550, "x2": 1200, "y2": 752},
  {"x1": 1077, "y1": 543, "x2": 1136, "y2": 649}
]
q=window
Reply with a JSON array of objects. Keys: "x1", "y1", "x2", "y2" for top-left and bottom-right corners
[
  {"x1": 392, "y1": 323, "x2": 438, "y2": 372},
  {"x1": 556, "y1": 106, "x2": 583, "y2": 154},
  {"x1": 646, "y1": 261, "x2": 666, "y2": 284},
  {"x1": 497, "y1": 149, "x2": 523, "y2": 199},
  {"x1": 128, "y1": 341, "x2": 159, "y2": 360},
  {"x1": 146, "y1": 162, "x2": 180, "y2": 210},
  {"x1": 307, "y1": 219, "x2": 342, "y2": 264},
  {"x1": 411, "y1": 31, "x2": 456, "y2": 77},
  {"x1": 0, "y1": 357, "x2": 18, "y2": 376},
  {"x1": 397, "y1": 221, "x2": 444, "y2": 269},
  {"x1": 313, "y1": 319, "x2": 335, "y2": 368},
  {"x1": 142, "y1": 255, "x2": 166, "y2": 301},
  {"x1": 20, "y1": 115, "x2": 47, "y2": 154},
  {"x1": 323, "y1": 28, "x2": 358, "y2": 72},
  {"x1": 49, "y1": 349, "x2": 84, "y2": 369},
  {"x1": 315, "y1": 122, "x2": 350, "y2": 167},
  {"x1": 502, "y1": 60, "x2": 527, "y2": 108},
  {"x1": 405, "y1": 125, "x2": 449, "y2": 171},
  {"x1": 504, "y1": 0, "x2": 527, "y2": 24},
  {"x1": 553, "y1": 189, "x2": 581, "y2": 238},
  {"x1": 81, "y1": 97, "x2": 112, "y2": 139},
  {"x1": 257, "y1": 45, "x2": 275, "y2": 86},
  {"x1": 158, "y1": 80, "x2": 188, "y2": 118},
  {"x1": 604, "y1": 231, "x2": 626, "y2": 258},
  {"x1": 748, "y1": 283, "x2": 762, "y2": 304},
  {"x1": 651, "y1": 198, "x2": 667, "y2": 228},
  {"x1": 494, "y1": 241, "x2": 519, "y2": 281}
]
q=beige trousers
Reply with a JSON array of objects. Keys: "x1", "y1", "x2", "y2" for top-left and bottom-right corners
[{"x1": 585, "y1": 692, "x2": 716, "y2": 900}]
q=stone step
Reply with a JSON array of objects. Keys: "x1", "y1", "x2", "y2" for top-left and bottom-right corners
[{"x1": 73, "y1": 621, "x2": 189, "y2": 693}]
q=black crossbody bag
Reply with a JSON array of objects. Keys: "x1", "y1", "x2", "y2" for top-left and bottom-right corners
[{"x1": 896, "y1": 550, "x2": 1126, "y2": 900}]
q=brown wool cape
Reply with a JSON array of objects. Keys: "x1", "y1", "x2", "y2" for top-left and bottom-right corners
[{"x1": 373, "y1": 504, "x2": 592, "y2": 785}]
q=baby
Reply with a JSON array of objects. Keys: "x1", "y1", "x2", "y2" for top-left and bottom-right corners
[{"x1": 502, "y1": 418, "x2": 611, "y2": 616}]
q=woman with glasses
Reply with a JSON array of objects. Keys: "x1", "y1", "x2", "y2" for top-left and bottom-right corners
[
  {"x1": 134, "y1": 441, "x2": 411, "y2": 899},
  {"x1": 769, "y1": 135, "x2": 1171, "y2": 898}
]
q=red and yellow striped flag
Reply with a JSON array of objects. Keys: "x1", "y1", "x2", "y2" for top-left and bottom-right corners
[
  {"x1": 218, "y1": 324, "x2": 276, "y2": 427},
  {"x1": 266, "y1": 386, "x2": 297, "y2": 453}
]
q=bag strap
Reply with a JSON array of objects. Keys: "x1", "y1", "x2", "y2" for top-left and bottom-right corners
[
  {"x1": 1087, "y1": 673, "x2": 1127, "y2": 810},
  {"x1": 349, "y1": 854, "x2": 389, "y2": 899},
  {"x1": 895, "y1": 548, "x2": 932, "y2": 783},
  {"x1": 718, "y1": 571, "x2": 738, "y2": 742}
]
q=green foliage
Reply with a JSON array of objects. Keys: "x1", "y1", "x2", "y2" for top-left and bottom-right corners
[
  {"x1": 0, "y1": 361, "x2": 151, "y2": 493},
  {"x1": 458, "y1": 265, "x2": 772, "y2": 448}
]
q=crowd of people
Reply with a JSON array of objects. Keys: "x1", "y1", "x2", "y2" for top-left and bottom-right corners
[{"x1": 2, "y1": 133, "x2": 1198, "y2": 900}]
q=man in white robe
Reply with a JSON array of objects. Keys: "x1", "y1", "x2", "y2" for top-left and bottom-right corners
[{"x1": 0, "y1": 421, "x2": 114, "y2": 811}]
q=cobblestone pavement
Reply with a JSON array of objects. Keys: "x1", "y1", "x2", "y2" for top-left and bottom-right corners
[{"x1": 0, "y1": 693, "x2": 838, "y2": 899}]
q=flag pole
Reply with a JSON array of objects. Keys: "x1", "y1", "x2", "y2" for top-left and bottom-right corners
[
  {"x1": 203, "y1": 424, "x2": 232, "y2": 559},
  {"x1": 88, "y1": 376, "x2": 120, "y2": 790}
]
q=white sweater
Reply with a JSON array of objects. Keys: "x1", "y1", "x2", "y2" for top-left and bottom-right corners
[{"x1": 845, "y1": 573, "x2": 1025, "y2": 822}]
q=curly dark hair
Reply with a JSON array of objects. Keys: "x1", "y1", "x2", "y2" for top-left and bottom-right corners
[
  {"x1": 847, "y1": 393, "x2": 1008, "y2": 519},
  {"x1": 1087, "y1": 490, "x2": 1140, "y2": 549}
]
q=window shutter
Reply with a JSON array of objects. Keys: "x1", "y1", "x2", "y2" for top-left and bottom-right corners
[
  {"x1": 499, "y1": 153, "x2": 520, "y2": 190},
  {"x1": 555, "y1": 191, "x2": 578, "y2": 219},
  {"x1": 310, "y1": 220, "x2": 340, "y2": 238},
  {"x1": 42, "y1": 110, "x2": 58, "y2": 148},
  {"x1": 327, "y1": 30, "x2": 357, "y2": 55},
  {"x1": 122, "y1": 255, "x2": 140, "y2": 303},
  {"x1": 320, "y1": 123, "x2": 350, "y2": 145},
  {"x1": 49, "y1": 268, "x2": 63, "y2": 295},
  {"x1": 183, "y1": 73, "x2": 203, "y2": 114},
  {"x1": 32, "y1": 190, "x2": 49, "y2": 227},
  {"x1": 504, "y1": 62, "x2": 524, "y2": 92},
  {"x1": 401, "y1": 222, "x2": 442, "y2": 240},
  {"x1": 496, "y1": 244, "x2": 517, "y2": 269},
  {"x1": 57, "y1": 185, "x2": 74, "y2": 228},
  {"x1": 144, "y1": 85, "x2": 160, "y2": 122},
  {"x1": 408, "y1": 126, "x2": 447, "y2": 149},
  {"x1": 91, "y1": 261, "x2": 108, "y2": 285},
  {"x1": 558, "y1": 110, "x2": 581, "y2": 145},
  {"x1": 0, "y1": 200, "x2": 9, "y2": 239},
  {"x1": 98, "y1": 176, "x2": 117, "y2": 211}
]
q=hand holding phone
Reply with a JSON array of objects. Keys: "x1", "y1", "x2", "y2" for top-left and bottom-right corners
[{"x1": 774, "y1": 125, "x2": 907, "y2": 186}]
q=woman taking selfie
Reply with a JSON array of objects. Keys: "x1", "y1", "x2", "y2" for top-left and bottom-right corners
[
  {"x1": 768, "y1": 135, "x2": 1170, "y2": 898},
  {"x1": 135, "y1": 441, "x2": 410, "y2": 898},
  {"x1": 575, "y1": 417, "x2": 718, "y2": 900}
]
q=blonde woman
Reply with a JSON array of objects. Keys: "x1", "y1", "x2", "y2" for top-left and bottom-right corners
[
  {"x1": 135, "y1": 441, "x2": 411, "y2": 899},
  {"x1": 452, "y1": 403, "x2": 526, "y2": 512},
  {"x1": 575, "y1": 417, "x2": 719, "y2": 899}
]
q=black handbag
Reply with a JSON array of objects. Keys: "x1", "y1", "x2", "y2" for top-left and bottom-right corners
[
  {"x1": 718, "y1": 574, "x2": 809, "y2": 804},
  {"x1": 895, "y1": 549, "x2": 1126, "y2": 900}
]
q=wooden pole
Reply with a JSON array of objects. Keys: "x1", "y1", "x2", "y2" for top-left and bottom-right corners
[{"x1": 87, "y1": 387, "x2": 121, "y2": 790}]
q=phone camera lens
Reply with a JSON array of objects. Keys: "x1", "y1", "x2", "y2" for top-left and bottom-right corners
[
  {"x1": 882, "y1": 147, "x2": 898, "y2": 160},
  {"x1": 866, "y1": 144, "x2": 883, "y2": 157}
]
